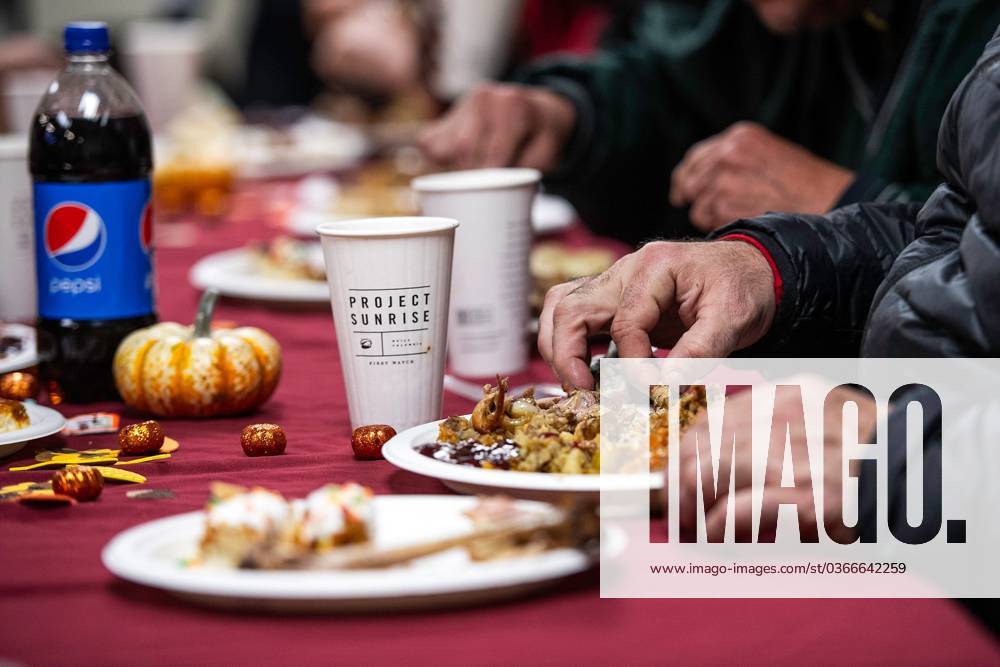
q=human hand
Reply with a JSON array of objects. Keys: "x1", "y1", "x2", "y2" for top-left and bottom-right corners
[
  {"x1": 670, "y1": 122, "x2": 854, "y2": 233},
  {"x1": 678, "y1": 382, "x2": 876, "y2": 543},
  {"x1": 418, "y1": 83, "x2": 576, "y2": 170},
  {"x1": 538, "y1": 240, "x2": 776, "y2": 389}
]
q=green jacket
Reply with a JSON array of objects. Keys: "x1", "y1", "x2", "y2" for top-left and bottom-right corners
[{"x1": 517, "y1": 0, "x2": 1000, "y2": 245}]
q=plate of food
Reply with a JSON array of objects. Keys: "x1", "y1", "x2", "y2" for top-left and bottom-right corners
[
  {"x1": 102, "y1": 482, "x2": 612, "y2": 612},
  {"x1": 0, "y1": 323, "x2": 39, "y2": 374},
  {"x1": 0, "y1": 399, "x2": 67, "y2": 458},
  {"x1": 280, "y1": 167, "x2": 420, "y2": 238},
  {"x1": 234, "y1": 118, "x2": 371, "y2": 181},
  {"x1": 382, "y1": 378, "x2": 706, "y2": 500},
  {"x1": 189, "y1": 237, "x2": 330, "y2": 304},
  {"x1": 532, "y1": 194, "x2": 577, "y2": 235}
]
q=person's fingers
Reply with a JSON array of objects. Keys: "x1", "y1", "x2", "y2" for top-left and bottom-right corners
[
  {"x1": 704, "y1": 169, "x2": 774, "y2": 226},
  {"x1": 683, "y1": 148, "x2": 747, "y2": 212},
  {"x1": 516, "y1": 129, "x2": 561, "y2": 172},
  {"x1": 482, "y1": 93, "x2": 531, "y2": 167},
  {"x1": 668, "y1": 312, "x2": 740, "y2": 359},
  {"x1": 670, "y1": 138, "x2": 718, "y2": 205},
  {"x1": 704, "y1": 488, "x2": 757, "y2": 541},
  {"x1": 689, "y1": 170, "x2": 765, "y2": 232},
  {"x1": 703, "y1": 487, "x2": 817, "y2": 542},
  {"x1": 688, "y1": 191, "x2": 722, "y2": 232},
  {"x1": 550, "y1": 272, "x2": 624, "y2": 388},
  {"x1": 703, "y1": 484, "x2": 818, "y2": 542},
  {"x1": 712, "y1": 196, "x2": 755, "y2": 226},
  {"x1": 418, "y1": 115, "x2": 462, "y2": 166},
  {"x1": 672, "y1": 125, "x2": 763, "y2": 208},
  {"x1": 453, "y1": 107, "x2": 488, "y2": 168},
  {"x1": 418, "y1": 91, "x2": 487, "y2": 167},
  {"x1": 537, "y1": 278, "x2": 587, "y2": 364},
  {"x1": 609, "y1": 265, "x2": 676, "y2": 359},
  {"x1": 669, "y1": 139, "x2": 725, "y2": 206}
]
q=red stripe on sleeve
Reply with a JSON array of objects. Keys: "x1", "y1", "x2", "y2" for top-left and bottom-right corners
[{"x1": 719, "y1": 234, "x2": 784, "y2": 305}]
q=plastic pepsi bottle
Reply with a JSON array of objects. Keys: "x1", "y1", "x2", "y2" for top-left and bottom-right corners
[{"x1": 31, "y1": 22, "x2": 157, "y2": 403}]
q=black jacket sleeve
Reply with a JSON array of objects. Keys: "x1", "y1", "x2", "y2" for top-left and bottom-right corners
[
  {"x1": 709, "y1": 201, "x2": 922, "y2": 356},
  {"x1": 514, "y1": 0, "x2": 792, "y2": 243}
]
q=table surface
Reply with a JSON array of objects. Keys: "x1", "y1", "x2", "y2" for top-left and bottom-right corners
[{"x1": 2, "y1": 190, "x2": 999, "y2": 667}]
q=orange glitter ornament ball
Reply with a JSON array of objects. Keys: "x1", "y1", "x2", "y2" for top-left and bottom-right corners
[
  {"x1": 241, "y1": 423, "x2": 287, "y2": 457},
  {"x1": 51, "y1": 465, "x2": 104, "y2": 501},
  {"x1": 0, "y1": 372, "x2": 37, "y2": 401},
  {"x1": 351, "y1": 424, "x2": 396, "y2": 460},
  {"x1": 118, "y1": 420, "x2": 166, "y2": 455}
]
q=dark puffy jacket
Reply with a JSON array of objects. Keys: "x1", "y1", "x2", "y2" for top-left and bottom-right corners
[
  {"x1": 715, "y1": 26, "x2": 1000, "y2": 359},
  {"x1": 714, "y1": 27, "x2": 1000, "y2": 544}
]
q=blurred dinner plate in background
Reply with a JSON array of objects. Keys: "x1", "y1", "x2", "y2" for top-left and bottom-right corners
[
  {"x1": 0, "y1": 402, "x2": 66, "y2": 459},
  {"x1": 531, "y1": 193, "x2": 577, "y2": 234},
  {"x1": 102, "y1": 495, "x2": 619, "y2": 613},
  {"x1": 234, "y1": 119, "x2": 370, "y2": 180},
  {"x1": 189, "y1": 247, "x2": 330, "y2": 305},
  {"x1": 0, "y1": 323, "x2": 38, "y2": 374}
]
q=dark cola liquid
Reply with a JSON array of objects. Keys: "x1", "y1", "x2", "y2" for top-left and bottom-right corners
[
  {"x1": 30, "y1": 114, "x2": 152, "y2": 182},
  {"x1": 31, "y1": 113, "x2": 156, "y2": 403}
]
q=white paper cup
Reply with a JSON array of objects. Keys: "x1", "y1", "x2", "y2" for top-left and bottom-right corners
[
  {"x1": 412, "y1": 168, "x2": 539, "y2": 377},
  {"x1": 317, "y1": 216, "x2": 458, "y2": 432},
  {"x1": 121, "y1": 20, "x2": 205, "y2": 131},
  {"x1": 0, "y1": 134, "x2": 36, "y2": 321}
]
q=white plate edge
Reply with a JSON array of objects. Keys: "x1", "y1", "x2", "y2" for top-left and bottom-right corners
[
  {"x1": 382, "y1": 418, "x2": 663, "y2": 493},
  {"x1": 101, "y1": 497, "x2": 596, "y2": 600},
  {"x1": 0, "y1": 402, "x2": 65, "y2": 446},
  {"x1": 189, "y1": 248, "x2": 330, "y2": 303}
]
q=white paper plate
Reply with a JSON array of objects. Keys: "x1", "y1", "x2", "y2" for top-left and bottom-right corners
[
  {"x1": 382, "y1": 418, "x2": 662, "y2": 501},
  {"x1": 102, "y1": 495, "x2": 619, "y2": 612},
  {"x1": 189, "y1": 248, "x2": 330, "y2": 304},
  {"x1": 282, "y1": 193, "x2": 575, "y2": 238},
  {"x1": 235, "y1": 121, "x2": 370, "y2": 180},
  {"x1": 0, "y1": 323, "x2": 38, "y2": 374},
  {"x1": 0, "y1": 402, "x2": 66, "y2": 458},
  {"x1": 532, "y1": 194, "x2": 576, "y2": 234}
]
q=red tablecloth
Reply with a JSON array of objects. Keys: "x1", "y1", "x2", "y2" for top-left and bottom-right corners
[{"x1": 2, "y1": 204, "x2": 999, "y2": 667}]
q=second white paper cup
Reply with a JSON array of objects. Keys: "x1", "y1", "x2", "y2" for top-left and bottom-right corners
[
  {"x1": 317, "y1": 216, "x2": 458, "y2": 432},
  {"x1": 412, "y1": 168, "x2": 539, "y2": 377}
]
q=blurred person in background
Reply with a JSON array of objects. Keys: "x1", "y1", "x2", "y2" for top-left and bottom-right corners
[
  {"x1": 420, "y1": 0, "x2": 1000, "y2": 245},
  {"x1": 305, "y1": 0, "x2": 626, "y2": 101},
  {"x1": 299, "y1": 0, "x2": 632, "y2": 123}
]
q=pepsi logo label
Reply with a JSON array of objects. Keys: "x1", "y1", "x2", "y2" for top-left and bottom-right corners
[
  {"x1": 44, "y1": 202, "x2": 107, "y2": 272},
  {"x1": 139, "y1": 201, "x2": 152, "y2": 253}
]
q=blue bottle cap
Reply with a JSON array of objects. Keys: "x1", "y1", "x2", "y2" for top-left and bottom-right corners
[{"x1": 64, "y1": 22, "x2": 110, "y2": 53}]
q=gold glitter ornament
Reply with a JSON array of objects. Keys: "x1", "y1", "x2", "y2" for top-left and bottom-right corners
[
  {"x1": 0, "y1": 372, "x2": 37, "y2": 401},
  {"x1": 118, "y1": 420, "x2": 165, "y2": 455},
  {"x1": 51, "y1": 465, "x2": 104, "y2": 501},
  {"x1": 351, "y1": 424, "x2": 396, "y2": 460},
  {"x1": 241, "y1": 423, "x2": 286, "y2": 457}
]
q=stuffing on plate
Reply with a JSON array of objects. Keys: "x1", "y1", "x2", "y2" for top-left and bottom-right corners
[
  {"x1": 417, "y1": 378, "x2": 706, "y2": 474},
  {"x1": 0, "y1": 398, "x2": 30, "y2": 434},
  {"x1": 251, "y1": 236, "x2": 326, "y2": 282}
]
